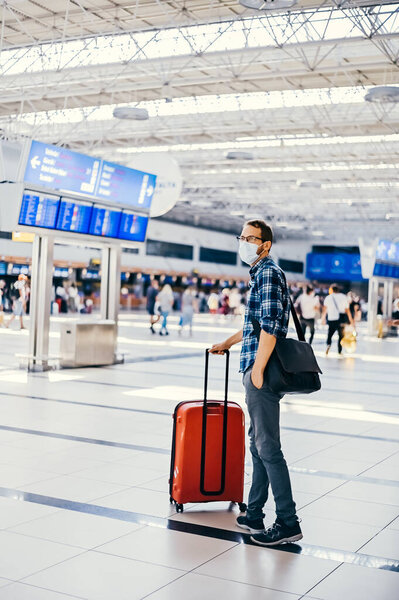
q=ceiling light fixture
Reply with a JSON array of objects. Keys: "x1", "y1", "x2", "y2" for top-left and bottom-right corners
[
  {"x1": 226, "y1": 151, "x2": 254, "y2": 160},
  {"x1": 112, "y1": 107, "x2": 149, "y2": 120},
  {"x1": 364, "y1": 86, "x2": 399, "y2": 104},
  {"x1": 297, "y1": 180, "x2": 322, "y2": 189},
  {"x1": 239, "y1": 0, "x2": 298, "y2": 10}
]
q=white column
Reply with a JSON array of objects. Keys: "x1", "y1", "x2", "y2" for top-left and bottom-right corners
[
  {"x1": 367, "y1": 277, "x2": 379, "y2": 336},
  {"x1": 28, "y1": 235, "x2": 54, "y2": 371},
  {"x1": 100, "y1": 244, "x2": 121, "y2": 322}
]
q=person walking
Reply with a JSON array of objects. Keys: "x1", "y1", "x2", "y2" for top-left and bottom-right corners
[
  {"x1": 322, "y1": 284, "x2": 354, "y2": 355},
  {"x1": 207, "y1": 290, "x2": 219, "y2": 315},
  {"x1": 179, "y1": 287, "x2": 197, "y2": 336},
  {"x1": 210, "y1": 219, "x2": 302, "y2": 546},
  {"x1": 157, "y1": 283, "x2": 174, "y2": 336},
  {"x1": 6, "y1": 274, "x2": 27, "y2": 330},
  {"x1": 294, "y1": 285, "x2": 319, "y2": 345},
  {"x1": 146, "y1": 279, "x2": 160, "y2": 334}
]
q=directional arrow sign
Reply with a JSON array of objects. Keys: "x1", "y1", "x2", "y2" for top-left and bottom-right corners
[{"x1": 30, "y1": 155, "x2": 41, "y2": 169}]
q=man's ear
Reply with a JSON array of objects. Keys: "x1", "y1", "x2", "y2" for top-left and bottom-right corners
[{"x1": 256, "y1": 241, "x2": 270, "y2": 256}]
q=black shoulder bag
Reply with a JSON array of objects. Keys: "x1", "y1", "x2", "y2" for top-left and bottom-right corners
[{"x1": 250, "y1": 299, "x2": 322, "y2": 395}]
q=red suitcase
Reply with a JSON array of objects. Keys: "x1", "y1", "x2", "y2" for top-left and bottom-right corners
[{"x1": 169, "y1": 349, "x2": 246, "y2": 513}]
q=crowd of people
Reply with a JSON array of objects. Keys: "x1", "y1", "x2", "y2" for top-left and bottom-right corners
[{"x1": 1, "y1": 273, "x2": 397, "y2": 350}]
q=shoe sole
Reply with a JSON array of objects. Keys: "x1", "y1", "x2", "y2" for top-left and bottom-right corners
[
  {"x1": 236, "y1": 523, "x2": 265, "y2": 534},
  {"x1": 250, "y1": 533, "x2": 303, "y2": 546}
]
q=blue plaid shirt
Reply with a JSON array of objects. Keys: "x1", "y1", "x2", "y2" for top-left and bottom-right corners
[{"x1": 240, "y1": 256, "x2": 290, "y2": 373}]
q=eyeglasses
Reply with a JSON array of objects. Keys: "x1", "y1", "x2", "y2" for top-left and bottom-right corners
[{"x1": 236, "y1": 235, "x2": 263, "y2": 243}]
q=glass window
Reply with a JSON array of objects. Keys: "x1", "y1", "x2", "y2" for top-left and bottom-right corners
[
  {"x1": 200, "y1": 247, "x2": 237, "y2": 265},
  {"x1": 146, "y1": 239, "x2": 193, "y2": 260}
]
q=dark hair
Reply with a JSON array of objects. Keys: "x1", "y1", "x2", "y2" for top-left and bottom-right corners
[
  {"x1": 245, "y1": 220, "x2": 273, "y2": 245},
  {"x1": 332, "y1": 284, "x2": 340, "y2": 293},
  {"x1": 306, "y1": 286, "x2": 313, "y2": 294}
]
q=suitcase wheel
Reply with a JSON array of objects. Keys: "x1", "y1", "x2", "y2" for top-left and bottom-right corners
[
  {"x1": 238, "y1": 502, "x2": 247, "y2": 513},
  {"x1": 175, "y1": 503, "x2": 184, "y2": 513},
  {"x1": 169, "y1": 496, "x2": 174, "y2": 504}
]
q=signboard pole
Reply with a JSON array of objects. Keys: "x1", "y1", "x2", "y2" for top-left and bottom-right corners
[
  {"x1": 28, "y1": 235, "x2": 54, "y2": 371},
  {"x1": 367, "y1": 277, "x2": 379, "y2": 336},
  {"x1": 100, "y1": 245, "x2": 121, "y2": 361}
]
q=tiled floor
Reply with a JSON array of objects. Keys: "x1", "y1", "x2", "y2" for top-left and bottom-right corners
[{"x1": 0, "y1": 313, "x2": 398, "y2": 599}]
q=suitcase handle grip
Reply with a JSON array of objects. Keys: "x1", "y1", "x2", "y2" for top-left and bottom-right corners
[{"x1": 200, "y1": 349, "x2": 229, "y2": 496}]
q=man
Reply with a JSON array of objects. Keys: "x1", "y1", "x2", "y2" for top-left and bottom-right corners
[
  {"x1": 146, "y1": 278, "x2": 160, "y2": 334},
  {"x1": 322, "y1": 285, "x2": 354, "y2": 355},
  {"x1": 294, "y1": 285, "x2": 319, "y2": 345},
  {"x1": 210, "y1": 219, "x2": 302, "y2": 546}
]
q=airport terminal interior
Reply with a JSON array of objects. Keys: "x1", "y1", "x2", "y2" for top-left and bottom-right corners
[{"x1": 0, "y1": 1, "x2": 398, "y2": 599}]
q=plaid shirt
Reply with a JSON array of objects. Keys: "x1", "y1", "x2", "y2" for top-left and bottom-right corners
[{"x1": 240, "y1": 256, "x2": 290, "y2": 373}]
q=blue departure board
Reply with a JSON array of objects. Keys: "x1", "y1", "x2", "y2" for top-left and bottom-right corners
[
  {"x1": 18, "y1": 192, "x2": 60, "y2": 229},
  {"x1": 0, "y1": 262, "x2": 7, "y2": 276},
  {"x1": 96, "y1": 161, "x2": 156, "y2": 209},
  {"x1": 118, "y1": 213, "x2": 149, "y2": 242},
  {"x1": 89, "y1": 206, "x2": 122, "y2": 238},
  {"x1": 56, "y1": 199, "x2": 92, "y2": 234}
]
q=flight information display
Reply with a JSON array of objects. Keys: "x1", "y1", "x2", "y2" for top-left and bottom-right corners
[
  {"x1": 96, "y1": 160, "x2": 156, "y2": 209},
  {"x1": 56, "y1": 199, "x2": 92, "y2": 234},
  {"x1": 118, "y1": 213, "x2": 149, "y2": 242},
  {"x1": 23, "y1": 140, "x2": 156, "y2": 210},
  {"x1": 24, "y1": 140, "x2": 101, "y2": 197},
  {"x1": 89, "y1": 206, "x2": 122, "y2": 238},
  {"x1": 0, "y1": 262, "x2": 7, "y2": 276},
  {"x1": 18, "y1": 192, "x2": 60, "y2": 229}
]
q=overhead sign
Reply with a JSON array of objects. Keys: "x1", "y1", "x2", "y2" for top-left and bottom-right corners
[
  {"x1": 306, "y1": 253, "x2": 364, "y2": 282},
  {"x1": 12, "y1": 231, "x2": 35, "y2": 243},
  {"x1": 23, "y1": 140, "x2": 156, "y2": 210},
  {"x1": 96, "y1": 160, "x2": 156, "y2": 209},
  {"x1": 24, "y1": 140, "x2": 101, "y2": 197}
]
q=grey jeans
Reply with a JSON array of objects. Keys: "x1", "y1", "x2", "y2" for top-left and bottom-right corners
[{"x1": 243, "y1": 366, "x2": 297, "y2": 526}]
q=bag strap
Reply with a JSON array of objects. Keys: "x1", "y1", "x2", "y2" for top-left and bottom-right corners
[
  {"x1": 249, "y1": 270, "x2": 305, "y2": 343},
  {"x1": 200, "y1": 349, "x2": 229, "y2": 496},
  {"x1": 331, "y1": 293, "x2": 343, "y2": 317}
]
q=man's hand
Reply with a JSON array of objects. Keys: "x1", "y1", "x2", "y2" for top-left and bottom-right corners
[
  {"x1": 209, "y1": 341, "x2": 230, "y2": 355},
  {"x1": 250, "y1": 367, "x2": 264, "y2": 389}
]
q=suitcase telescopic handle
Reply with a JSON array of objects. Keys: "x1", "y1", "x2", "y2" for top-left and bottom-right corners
[{"x1": 200, "y1": 349, "x2": 230, "y2": 496}]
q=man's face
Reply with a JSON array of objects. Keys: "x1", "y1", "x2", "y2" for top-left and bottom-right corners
[{"x1": 240, "y1": 224, "x2": 271, "y2": 253}]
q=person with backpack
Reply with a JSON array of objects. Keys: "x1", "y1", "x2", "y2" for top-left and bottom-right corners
[{"x1": 210, "y1": 219, "x2": 302, "y2": 546}]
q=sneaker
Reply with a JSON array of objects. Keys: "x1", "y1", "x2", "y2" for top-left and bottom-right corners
[
  {"x1": 325, "y1": 345, "x2": 331, "y2": 355},
  {"x1": 236, "y1": 515, "x2": 265, "y2": 534},
  {"x1": 250, "y1": 518, "x2": 302, "y2": 546}
]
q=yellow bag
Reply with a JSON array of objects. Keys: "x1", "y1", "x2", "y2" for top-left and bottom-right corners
[{"x1": 341, "y1": 326, "x2": 357, "y2": 353}]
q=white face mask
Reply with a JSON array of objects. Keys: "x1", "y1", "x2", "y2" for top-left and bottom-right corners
[{"x1": 239, "y1": 241, "x2": 260, "y2": 266}]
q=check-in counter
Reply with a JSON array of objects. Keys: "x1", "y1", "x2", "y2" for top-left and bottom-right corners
[{"x1": 60, "y1": 320, "x2": 117, "y2": 367}]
